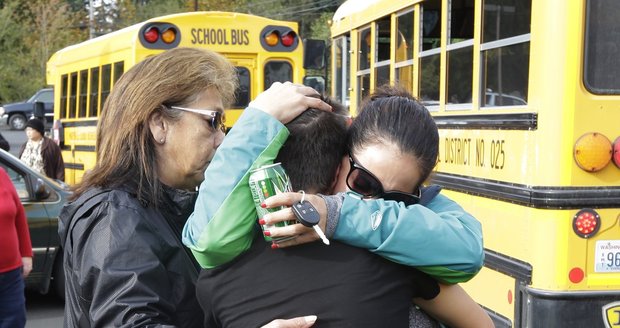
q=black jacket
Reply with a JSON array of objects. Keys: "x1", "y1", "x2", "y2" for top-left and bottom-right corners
[{"x1": 58, "y1": 185, "x2": 203, "y2": 327}]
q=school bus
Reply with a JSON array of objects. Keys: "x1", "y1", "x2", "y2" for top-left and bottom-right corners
[
  {"x1": 47, "y1": 11, "x2": 321, "y2": 185},
  {"x1": 330, "y1": 0, "x2": 620, "y2": 326}
]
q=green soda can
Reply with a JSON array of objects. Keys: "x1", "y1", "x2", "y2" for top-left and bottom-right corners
[{"x1": 249, "y1": 163, "x2": 296, "y2": 242}]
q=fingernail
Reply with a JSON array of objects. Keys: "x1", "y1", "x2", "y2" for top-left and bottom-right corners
[
  {"x1": 304, "y1": 315, "x2": 317, "y2": 324},
  {"x1": 260, "y1": 202, "x2": 267, "y2": 208},
  {"x1": 263, "y1": 230, "x2": 271, "y2": 236},
  {"x1": 258, "y1": 219, "x2": 266, "y2": 225},
  {"x1": 271, "y1": 243, "x2": 279, "y2": 249}
]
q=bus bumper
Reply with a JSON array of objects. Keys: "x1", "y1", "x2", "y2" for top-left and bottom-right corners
[{"x1": 521, "y1": 287, "x2": 620, "y2": 327}]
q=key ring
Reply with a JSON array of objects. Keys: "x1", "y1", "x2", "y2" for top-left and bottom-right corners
[{"x1": 299, "y1": 190, "x2": 306, "y2": 203}]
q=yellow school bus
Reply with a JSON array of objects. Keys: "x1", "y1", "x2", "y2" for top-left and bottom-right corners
[
  {"x1": 47, "y1": 11, "x2": 318, "y2": 185},
  {"x1": 331, "y1": 0, "x2": 620, "y2": 326}
]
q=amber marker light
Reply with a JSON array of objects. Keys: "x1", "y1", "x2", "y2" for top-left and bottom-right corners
[
  {"x1": 161, "y1": 28, "x2": 177, "y2": 44},
  {"x1": 264, "y1": 30, "x2": 279, "y2": 47},
  {"x1": 144, "y1": 26, "x2": 159, "y2": 43},
  {"x1": 613, "y1": 136, "x2": 620, "y2": 168},
  {"x1": 572, "y1": 208, "x2": 601, "y2": 238},
  {"x1": 573, "y1": 132, "x2": 612, "y2": 172}
]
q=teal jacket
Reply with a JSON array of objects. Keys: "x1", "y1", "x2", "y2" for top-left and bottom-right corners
[{"x1": 182, "y1": 107, "x2": 484, "y2": 283}]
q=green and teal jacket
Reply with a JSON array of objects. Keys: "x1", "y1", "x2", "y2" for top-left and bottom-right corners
[{"x1": 182, "y1": 107, "x2": 484, "y2": 284}]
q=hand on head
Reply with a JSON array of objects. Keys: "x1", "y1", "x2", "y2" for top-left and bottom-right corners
[
  {"x1": 261, "y1": 192, "x2": 327, "y2": 248},
  {"x1": 250, "y1": 82, "x2": 332, "y2": 123}
]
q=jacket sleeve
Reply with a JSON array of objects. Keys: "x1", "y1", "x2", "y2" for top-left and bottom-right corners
[
  {"x1": 69, "y1": 202, "x2": 183, "y2": 327},
  {"x1": 182, "y1": 108, "x2": 288, "y2": 268},
  {"x1": 334, "y1": 193, "x2": 484, "y2": 284}
]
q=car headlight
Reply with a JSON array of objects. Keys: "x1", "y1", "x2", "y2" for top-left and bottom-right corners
[{"x1": 0, "y1": 107, "x2": 4, "y2": 116}]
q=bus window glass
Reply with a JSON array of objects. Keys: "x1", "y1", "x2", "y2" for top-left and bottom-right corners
[
  {"x1": 357, "y1": 74, "x2": 370, "y2": 112},
  {"x1": 233, "y1": 67, "x2": 250, "y2": 109},
  {"x1": 113, "y1": 61, "x2": 124, "y2": 85},
  {"x1": 358, "y1": 28, "x2": 371, "y2": 70},
  {"x1": 422, "y1": 0, "x2": 442, "y2": 51},
  {"x1": 334, "y1": 37, "x2": 344, "y2": 103},
  {"x1": 69, "y1": 72, "x2": 77, "y2": 119},
  {"x1": 419, "y1": 54, "x2": 440, "y2": 105},
  {"x1": 264, "y1": 61, "x2": 292, "y2": 90},
  {"x1": 375, "y1": 65, "x2": 390, "y2": 88},
  {"x1": 60, "y1": 75, "x2": 68, "y2": 119},
  {"x1": 79, "y1": 70, "x2": 88, "y2": 118},
  {"x1": 482, "y1": 42, "x2": 529, "y2": 107},
  {"x1": 449, "y1": 0, "x2": 474, "y2": 44},
  {"x1": 447, "y1": 46, "x2": 473, "y2": 104},
  {"x1": 395, "y1": 10, "x2": 414, "y2": 92},
  {"x1": 89, "y1": 67, "x2": 99, "y2": 117},
  {"x1": 100, "y1": 64, "x2": 112, "y2": 113},
  {"x1": 376, "y1": 18, "x2": 391, "y2": 62},
  {"x1": 397, "y1": 11, "x2": 414, "y2": 61},
  {"x1": 482, "y1": 0, "x2": 531, "y2": 43},
  {"x1": 584, "y1": 0, "x2": 620, "y2": 94}
]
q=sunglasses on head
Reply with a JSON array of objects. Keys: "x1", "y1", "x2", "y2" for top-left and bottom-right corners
[
  {"x1": 170, "y1": 106, "x2": 226, "y2": 132},
  {"x1": 346, "y1": 154, "x2": 421, "y2": 206}
]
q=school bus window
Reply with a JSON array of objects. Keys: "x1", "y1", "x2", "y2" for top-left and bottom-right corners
[
  {"x1": 357, "y1": 74, "x2": 370, "y2": 107},
  {"x1": 333, "y1": 36, "x2": 347, "y2": 105},
  {"x1": 375, "y1": 17, "x2": 391, "y2": 88},
  {"x1": 481, "y1": 40, "x2": 529, "y2": 107},
  {"x1": 233, "y1": 67, "x2": 250, "y2": 109},
  {"x1": 100, "y1": 64, "x2": 112, "y2": 113},
  {"x1": 584, "y1": 0, "x2": 620, "y2": 94},
  {"x1": 113, "y1": 61, "x2": 124, "y2": 85},
  {"x1": 421, "y1": 0, "x2": 441, "y2": 51},
  {"x1": 446, "y1": 0, "x2": 474, "y2": 106},
  {"x1": 79, "y1": 69, "x2": 88, "y2": 118},
  {"x1": 264, "y1": 61, "x2": 292, "y2": 90},
  {"x1": 60, "y1": 74, "x2": 68, "y2": 119},
  {"x1": 482, "y1": 0, "x2": 532, "y2": 43},
  {"x1": 69, "y1": 72, "x2": 78, "y2": 119},
  {"x1": 419, "y1": 0, "x2": 442, "y2": 106},
  {"x1": 395, "y1": 10, "x2": 414, "y2": 91},
  {"x1": 89, "y1": 67, "x2": 99, "y2": 117},
  {"x1": 358, "y1": 28, "x2": 371, "y2": 70}
]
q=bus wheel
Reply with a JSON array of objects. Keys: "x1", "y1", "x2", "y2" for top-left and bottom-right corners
[
  {"x1": 52, "y1": 250, "x2": 65, "y2": 301},
  {"x1": 9, "y1": 114, "x2": 27, "y2": 130}
]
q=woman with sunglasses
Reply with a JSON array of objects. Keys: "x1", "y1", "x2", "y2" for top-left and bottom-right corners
[
  {"x1": 260, "y1": 86, "x2": 491, "y2": 327},
  {"x1": 58, "y1": 47, "x2": 330, "y2": 328}
]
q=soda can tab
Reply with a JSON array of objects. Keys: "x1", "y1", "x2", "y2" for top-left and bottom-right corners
[{"x1": 249, "y1": 163, "x2": 296, "y2": 242}]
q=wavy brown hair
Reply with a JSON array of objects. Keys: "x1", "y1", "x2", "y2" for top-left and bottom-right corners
[{"x1": 72, "y1": 47, "x2": 237, "y2": 206}]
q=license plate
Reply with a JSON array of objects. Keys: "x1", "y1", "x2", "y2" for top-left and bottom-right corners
[{"x1": 594, "y1": 240, "x2": 620, "y2": 273}]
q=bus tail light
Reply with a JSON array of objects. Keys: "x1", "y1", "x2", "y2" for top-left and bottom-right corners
[
  {"x1": 568, "y1": 267, "x2": 584, "y2": 283},
  {"x1": 264, "y1": 30, "x2": 279, "y2": 47},
  {"x1": 161, "y1": 27, "x2": 177, "y2": 44},
  {"x1": 281, "y1": 31, "x2": 296, "y2": 47},
  {"x1": 572, "y1": 208, "x2": 600, "y2": 238},
  {"x1": 613, "y1": 136, "x2": 620, "y2": 168},
  {"x1": 144, "y1": 26, "x2": 160, "y2": 43},
  {"x1": 573, "y1": 132, "x2": 612, "y2": 172}
]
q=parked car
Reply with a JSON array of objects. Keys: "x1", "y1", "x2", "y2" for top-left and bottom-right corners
[
  {"x1": 0, "y1": 148, "x2": 70, "y2": 299},
  {"x1": 0, "y1": 88, "x2": 54, "y2": 130}
]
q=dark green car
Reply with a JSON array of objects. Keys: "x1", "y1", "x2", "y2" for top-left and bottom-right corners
[{"x1": 0, "y1": 148, "x2": 70, "y2": 298}]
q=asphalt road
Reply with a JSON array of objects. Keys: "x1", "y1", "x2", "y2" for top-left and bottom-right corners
[{"x1": 0, "y1": 123, "x2": 27, "y2": 156}]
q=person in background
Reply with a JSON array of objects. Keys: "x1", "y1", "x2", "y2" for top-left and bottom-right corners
[
  {"x1": 18, "y1": 118, "x2": 64, "y2": 181},
  {"x1": 0, "y1": 132, "x2": 9, "y2": 152},
  {"x1": 57, "y1": 47, "x2": 330, "y2": 328},
  {"x1": 0, "y1": 167, "x2": 33, "y2": 328}
]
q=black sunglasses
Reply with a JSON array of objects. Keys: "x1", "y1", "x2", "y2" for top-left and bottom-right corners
[
  {"x1": 170, "y1": 106, "x2": 226, "y2": 132},
  {"x1": 346, "y1": 154, "x2": 421, "y2": 206}
]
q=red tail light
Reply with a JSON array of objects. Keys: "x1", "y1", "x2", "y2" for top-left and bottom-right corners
[
  {"x1": 144, "y1": 26, "x2": 159, "y2": 43},
  {"x1": 613, "y1": 136, "x2": 620, "y2": 168},
  {"x1": 281, "y1": 31, "x2": 296, "y2": 47},
  {"x1": 572, "y1": 208, "x2": 601, "y2": 238}
]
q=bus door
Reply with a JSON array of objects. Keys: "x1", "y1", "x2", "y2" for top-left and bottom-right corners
[{"x1": 224, "y1": 56, "x2": 256, "y2": 129}]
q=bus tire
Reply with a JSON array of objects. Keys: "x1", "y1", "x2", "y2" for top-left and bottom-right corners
[{"x1": 52, "y1": 250, "x2": 65, "y2": 301}]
